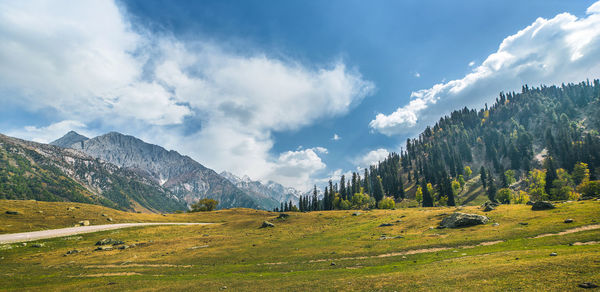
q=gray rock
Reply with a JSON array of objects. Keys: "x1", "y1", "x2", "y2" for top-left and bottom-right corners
[
  {"x1": 117, "y1": 245, "x2": 129, "y2": 250},
  {"x1": 564, "y1": 218, "x2": 574, "y2": 223},
  {"x1": 95, "y1": 246, "x2": 113, "y2": 251},
  {"x1": 352, "y1": 212, "x2": 362, "y2": 216},
  {"x1": 330, "y1": 262, "x2": 336, "y2": 266},
  {"x1": 531, "y1": 201, "x2": 555, "y2": 210},
  {"x1": 95, "y1": 238, "x2": 124, "y2": 246},
  {"x1": 549, "y1": 252, "x2": 557, "y2": 256},
  {"x1": 65, "y1": 249, "x2": 81, "y2": 255},
  {"x1": 276, "y1": 213, "x2": 290, "y2": 219},
  {"x1": 78, "y1": 220, "x2": 90, "y2": 226},
  {"x1": 260, "y1": 221, "x2": 275, "y2": 228},
  {"x1": 107, "y1": 217, "x2": 113, "y2": 222},
  {"x1": 483, "y1": 205, "x2": 495, "y2": 212},
  {"x1": 101, "y1": 213, "x2": 108, "y2": 217},
  {"x1": 5, "y1": 211, "x2": 20, "y2": 215},
  {"x1": 439, "y1": 212, "x2": 489, "y2": 228},
  {"x1": 519, "y1": 222, "x2": 529, "y2": 225},
  {"x1": 492, "y1": 223, "x2": 500, "y2": 227},
  {"x1": 379, "y1": 223, "x2": 394, "y2": 227},
  {"x1": 30, "y1": 243, "x2": 44, "y2": 248},
  {"x1": 578, "y1": 282, "x2": 598, "y2": 289}
]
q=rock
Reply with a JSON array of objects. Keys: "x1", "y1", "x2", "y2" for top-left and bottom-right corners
[
  {"x1": 65, "y1": 249, "x2": 81, "y2": 255},
  {"x1": 483, "y1": 205, "x2": 495, "y2": 212},
  {"x1": 78, "y1": 220, "x2": 90, "y2": 226},
  {"x1": 36, "y1": 210, "x2": 43, "y2": 214},
  {"x1": 519, "y1": 222, "x2": 529, "y2": 226},
  {"x1": 95, "y1": 238, "x2": 123, "y2": 246},
  {"x1": 492, "y1": 223, "x2": 500, "y2": 227},
  {"x1": 439, "y1": 212, "x2": 489, "y2": 228},
  {"x1": 352, "y1": 212, "x2": 362, "y2": 216},
  {"x1": 379, "y1": 223, "x2": 394, "y2": 227},
  {"x1": 5, "y1": 211, "x2": 20, "y2": 215},
  {"x1": 30, "y1": 243, "x2": 44, "y2": 248},
  {"x1": 95, "y1": 246, "x2": 113, "y2": 251},
  {"x1": 549, "y1": 252, "x2": 557, "y2": 256},
  {"x1": 330, "y1": 262, "x2": 336, "y2": 266},
  {"x1": 276, "y1": 213, "x2": 290, "y2": 219},
  {"x1": 260, "y1": 221, "x2": 275, "y2": 228},
  {"x1": 107, "y1": 217, "x2": 113, "y2": 222},
  {"x1": 117, "y1": 245, "x2": 129, "y2": 250},
  {"x1": 379, "y1": 235, "x2": 403, "y2": 240},
  {"x1": 101, "y1": 213, "x2": 108, "y2": 217},
  {"x1": 67, "y1": 207, "x2": 75, "y2": 211},
  {"x1": 531, "y1": 201, "x2": 555, "y2": 210},
  {"x1": 482, "y1": 201, "x2": 499, "y2": 208},
  {"x1": 578, "y1": 282, "x2": 598, "y2": 289},
  {"x1": 21, "y1": 243, "x2": 27, "y2": 247},
  {"x1": 526, "y1": 201, "x2": 534, "y2": 205},
  {"x1": 564, "y1": 218, "x2": 574, "y2": 223}
]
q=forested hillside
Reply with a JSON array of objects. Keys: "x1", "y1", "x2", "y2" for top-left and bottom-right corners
[{"x1": 287, "y1": 80, "x2": 600, "y2": 212}]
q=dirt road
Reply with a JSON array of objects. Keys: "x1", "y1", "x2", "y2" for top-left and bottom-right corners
[{"x1": 0, "y1": 223, "x2": 212, "y2": 244}]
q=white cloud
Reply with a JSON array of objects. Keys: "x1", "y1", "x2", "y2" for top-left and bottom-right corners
[
  {"x1": 7, "y1": 120, "x2": 92, "y2": 143},
  {"x1": 332, "y1": 133, "x2": 341, "y2": 141},
  {"x1": 468, "y1": 61, "x2": 475, "y2": 67},
  {"x1": 0, "y1": 0, "x2": 374, "y2": 190},
  {"x1": 355, "y1": 148, "x2": 389, "y2": 169},
  {"x1": 370, "y1": 1, "x2": 600, "y2": 136},
  {"x1": 269, "y1": 147, "x2": 328, "y2": 190},
  {"x1": 414, "y1": 72, "x2": 421, "y2": 78}
]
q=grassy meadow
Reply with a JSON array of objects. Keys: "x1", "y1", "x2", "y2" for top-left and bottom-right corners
[{"x1": 1, "y1": 199, "x2": 599, "y2": 291}]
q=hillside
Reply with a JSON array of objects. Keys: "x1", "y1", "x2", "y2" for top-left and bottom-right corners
[
  {"x1": 53, "y1": 132, "x2": 260, "y2": 209},
  {"x1": 0, "y1": 134, "x2": 186, "y2": 213},
  {"x1": 318, "y1": 81, "x2": 600, "y2": 209},
  {"x1": 0, "y1": 199, "x2": 598, "y2": 290}
]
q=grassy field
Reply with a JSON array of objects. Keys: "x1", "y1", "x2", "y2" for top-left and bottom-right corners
[{"x1": 1, "y1": 199, "x2": 599, "y2": 291}]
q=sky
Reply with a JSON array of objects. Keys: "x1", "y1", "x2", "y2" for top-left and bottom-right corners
[{"x1": 1, "y1": 0, "x2": 600, "y2": 191}]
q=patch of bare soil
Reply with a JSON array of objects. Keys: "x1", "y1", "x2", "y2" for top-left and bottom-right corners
[{"x1": 532, "y1": 224, "x2": 600, "y2": 239}]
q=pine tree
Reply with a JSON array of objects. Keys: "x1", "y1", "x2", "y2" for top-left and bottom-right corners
[
  {"x1": 487, "y1": 175, "x2": 496, "y2": 202},
  {"x1": 373, "y1": 176, "x2": 385, "y2": 202},
  {"x1": 421, "y1": 181, "x2": 433, "y2": 207},
  {"x1": 312, "y1": 185, "x2": 318, "y2": 211},
  {"x1": 480, "y1": 166, "x2": 487, "y2": 189},
  {"x1": 544, "y1": 157, "x2": 558, "y2": 195}
]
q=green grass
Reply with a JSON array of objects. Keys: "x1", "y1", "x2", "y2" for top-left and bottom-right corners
[{"x1": 1, "y1": 199, "x2": 599, "y2": 291}]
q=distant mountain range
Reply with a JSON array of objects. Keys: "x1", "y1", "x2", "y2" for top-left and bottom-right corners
[{"x1": 0, "y1": 131, "x2": 304, "y2": 212}]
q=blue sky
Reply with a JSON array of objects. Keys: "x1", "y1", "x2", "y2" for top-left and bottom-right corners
[{"x1": 1, "y1": 0, "x2": 599, "y2": 190}]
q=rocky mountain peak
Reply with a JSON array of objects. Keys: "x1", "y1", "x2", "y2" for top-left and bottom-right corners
[{"x1": 50, "y1": 131, "x2": 88, "y2": 148}]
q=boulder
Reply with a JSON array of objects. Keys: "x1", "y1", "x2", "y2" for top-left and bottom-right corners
[
  {"x1": 30, "y1": 243, "x2": 44, "y2": 248},
  {"x1": 379, "y1": 223, "x2": 394, "y2": 227},
  {"x1": 276, "y1": 213, "x2": 290, "y2": 219},
  {"x1": 549, "y1": 252, "x2": 557, "y2": 256},
  {"x1": 78, "y1": 220, "x2": 90, "y2": 226},
  {"x1": 95, "y1": 246, "x2": 113, "y2": 251},
  {"x1": 439, "y1": 212, "x2": 489, "y2": 228},
  {"x1": 95, "y1": 238, "x2": 124, "y2": 246},
  {"x1": 260, "y1": 221, "x2": 275, "y2": 228},
  {"x1": 107, "y1": 217, "x2": 113, "y2": 222},
  {"x1": 564, "y1": 218, "x2": 574, "y2": 223},
  {"x1": 352, "y1": 212, "x2": 362, "y2": 216},
  {"x1": 65, "y1": 249, "x2": 81, "y2": 255},
  {"x1": 5, "y1": 211, "x2": 20, "y2": 215},
  {"x1": 526, "y1": 201, "x2": 534, "y2": 206},
  {"x1": 531, "y1": 201, "x2": 555, "y2": 210},
  {"x1": 483, "y1": 205, "x2": 495, "y2": 212},
  {"x1": 492, "y1": 223, "x2": 500, "y2": 227},
  {"x1": 579, "y1": 282, "x2": 598, "y2": 289},
  {"x1": 519, "y1": 222, "x2": 529, "y2": 226}
]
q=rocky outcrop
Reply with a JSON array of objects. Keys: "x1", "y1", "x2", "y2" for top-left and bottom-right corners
[
  {"x1": 439, "y1": 212, "x2": 489, "y2": 228},
  {"x1": 531, "y1": 201, "x2": 555, "y2": 210}
]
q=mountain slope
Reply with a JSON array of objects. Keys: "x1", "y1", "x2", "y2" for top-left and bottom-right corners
[
  {"x1": 49, "y1": 131, "x2": 88, "y2": 148},
  {"x1": 220, "y1": 171, "x2": 301, "y2": 210},
  {"x1": 0, "y1": 134, "x2": 186, "y2": 212},
  {"x1": 56, "y1": 132, "x2": 259, "y2": 209}
]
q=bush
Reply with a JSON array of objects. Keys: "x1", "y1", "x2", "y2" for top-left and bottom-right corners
[
  {"x1": 576, "y1": 180, "x2": 600, "y2": 197},
  {"x1": 190, "y1": 198, "x2": 219, "y2": 212},
  {"x1": 511, "y1": 190, "x2": 530, "y2": 204},
  {"x1": 377, "y1": 197, "x2": 395, "y2": 209},
  {"x1": 496, "y1": 188, "x2": 512, "y2": 204}
]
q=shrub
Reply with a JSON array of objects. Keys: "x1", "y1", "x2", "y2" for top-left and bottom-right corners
[
  {"x1": 190, "y1": 198, "x2": 219, "y2": 212},
  {"x1": 377, "y1": 197, "x2": 395, "y2": 209},
  {"x1": 496, "y1": 188, "x2": 512, "y2": 204}
]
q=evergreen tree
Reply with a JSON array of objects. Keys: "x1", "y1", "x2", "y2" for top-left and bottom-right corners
[
  {"x1": 544, "y1": 157, "x2": 558, "y2": 195},
  {"x1": 312, "y1": 185, "x2": 318, "y2": 211},
  {"x1": 487, "y1": 175, "x2": 497, "y2": 202},
  {"x1": 421, "y1": 181, "x2": 433, "y2": 207},
  {"x1": 373, "y1": 176, "x2": 385, "y2": 202},
  {"x1": 480, "y1": 166, "x2": 487, "y2": 189}
]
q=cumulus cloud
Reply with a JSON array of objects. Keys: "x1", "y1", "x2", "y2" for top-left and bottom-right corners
[
  {"x1": 370, "y1": 1, "x2": 600, "y2": 136},
  {"x1": 332, "y1": 133, "x2": 341, "y2": 141},
  {"x1": 269, "y1": 147, "x2": 328, "y2": 190},
  {"x1": 414, "y1": 72, "x2": 421, "y2": 78},
  {"x1": 468, "y1": 61, "x2": 475, "y2": 67},
  {"x1": 6, "y1": 120, "x2": 93, "y2": 144},
  {"x1": 0, "y1": 0, "x2": 374, "y2": 190},
  {"x1": 355, "y1": 148, "x2": 389, "y2": 169}
]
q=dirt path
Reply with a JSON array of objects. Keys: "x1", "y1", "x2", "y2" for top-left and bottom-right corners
[
  {"x1": 531, "y1": 224, "x2": 600, "y2": 239},
  {"x1": 0, "y1": 223, "x2": 212, "y2": 244}
]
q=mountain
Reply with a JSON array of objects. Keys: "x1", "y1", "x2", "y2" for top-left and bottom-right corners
[
  {"x1": 49, "y1": 131, "x2": 89, "y2": 148},
  {"x1": 332, "y1": 80, "x2": 600, "y2": 207},
  {"x1": 53, "y1": 132, "x2": 259, "y2": 209},
  {"x1": 219, "y1": 171, "x2": 301, "y2": 210},
  {"x1": 0, "y1": 134, "x2": 186, "y2": 212}
]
